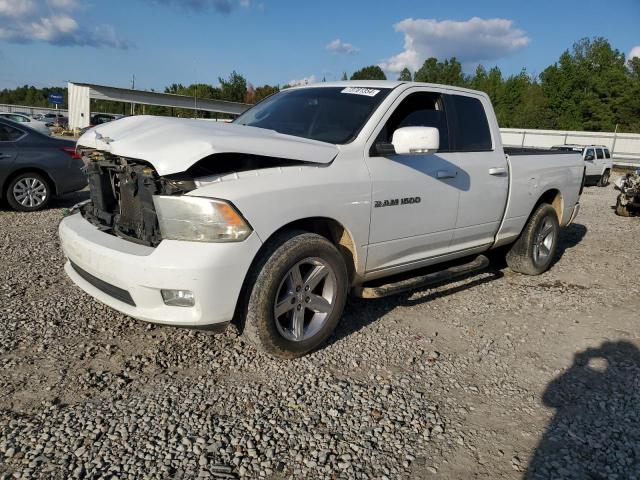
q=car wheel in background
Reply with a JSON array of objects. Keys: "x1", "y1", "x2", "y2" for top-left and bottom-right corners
[
  {"x1": 6, "y1": 172, "x2": 52, "y2": 212},
  {"x1": 242, "y1": 231, "x2": 348, "y2": 358},
  {"x1": 506, "y1": 203, "x2": 560, "y2": 275},
  {"x1": 597, "y1": 169, "x2": 610, "y2": 187}
]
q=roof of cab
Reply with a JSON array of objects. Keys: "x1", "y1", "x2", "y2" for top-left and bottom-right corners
[{"x1": 291, "y1": 80, "x2": 490, "y2": 97}]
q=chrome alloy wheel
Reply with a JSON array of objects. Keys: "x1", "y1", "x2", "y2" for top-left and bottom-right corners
[
  {"x1": 273, "y1": 257, "x2": 338, "y2": 342},
  {"x1": 12, "y1": 177, "x2": 48, "y2": 208},
  {"x1": 532, "y1": 216, "x2": 555, "y2": 265}
]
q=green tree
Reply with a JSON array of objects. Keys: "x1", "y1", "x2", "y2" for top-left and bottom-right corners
[
  {"x1": 540, "y1": 37, "x2": 632, "y2": 131},
  {"x1": 398, "y1": 68, "x2": 412, "y2": 81},
  {"x1": 341, "y1": 72, "x2": 348, "y2": 81},
  {"x1": 414, "y1": 57, "x2": 465, "y2": 86},
  {"x1": 219, "y1": 71, "x2": 247, "y2": 103},
  {"x1": 253, "y1": 85, "x2": 279, "y2": 103},
  {"x1": 350, "y1": 65, "x2": 386, "y2": 80},
  {"x1": 629, "y1": 57, "x2": 640, "y2": 81}
]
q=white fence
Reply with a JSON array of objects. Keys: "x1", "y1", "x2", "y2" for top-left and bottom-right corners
[{"x1": 501, "y1": 128, "x2": 640, "y2": 166}]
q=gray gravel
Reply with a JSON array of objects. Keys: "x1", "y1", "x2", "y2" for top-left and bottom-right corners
[{"x1": 1, "y1": 182, "x2": 639, "y2": 479}]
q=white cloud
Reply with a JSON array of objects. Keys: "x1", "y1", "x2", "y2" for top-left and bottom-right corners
[
  {"x1": 46, "y1": 0, "x2": 79, "y2": 8},
  {"x1": 149, "y1": 0, "x2": 252, "y2": 13},
  {"x1": 326, "y1": 38, "x2": 359, "y2": 54},
  {"x1": 379, "y1": 17, "x2": 530, "y2": 73},
  {"x1": 0, "y1": 0, "x2": 35, "y2": 18},
  {"x1": 0, "y1": 0, "x2": 130, "y2": 48},
  {"x1": 288, "y1": 75, "x2": 316, "y2": 86},
  {"x1": 629, "y1": 46, "x2": 640, "y2": 60}
]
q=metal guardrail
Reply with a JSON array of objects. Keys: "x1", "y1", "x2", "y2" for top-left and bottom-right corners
[{"x1": 0, "y1": 103, "x2": 68, "y2": 116}]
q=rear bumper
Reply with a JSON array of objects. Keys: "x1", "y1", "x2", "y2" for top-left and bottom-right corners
[{"x1": 59, "y1": 213, "x2": 262, "y2": 327}]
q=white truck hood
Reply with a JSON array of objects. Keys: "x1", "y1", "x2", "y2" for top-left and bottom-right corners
[{"x1": 77, "y1": 115, "x2": 339, "y2": 176}]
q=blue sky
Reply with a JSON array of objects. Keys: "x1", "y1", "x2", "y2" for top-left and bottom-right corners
[{"x1": 0, "y1": 0, "x2": 639, "y2": 91}]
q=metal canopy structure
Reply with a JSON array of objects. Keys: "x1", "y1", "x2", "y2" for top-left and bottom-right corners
[{"x1": 67, "y1": 82, "x2": 251, "y2": 130}]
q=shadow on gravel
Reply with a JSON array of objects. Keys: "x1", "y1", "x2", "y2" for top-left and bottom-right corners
[
  {"x1": 49, "y1": 190, "x2": 89, "y2": 209},
  {"x1": 326, "y1": 268, "x2": 504, "y2": 347},
  {"x1": 556, "y1": 222, "x2": 587, "y2": 259},
  {"x1": 526, "y1": 341, "x2": 640, "y2": 479}
]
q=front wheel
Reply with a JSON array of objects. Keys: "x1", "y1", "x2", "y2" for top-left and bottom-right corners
[
  {"x1": 506, "y1": 204, "x2": 559, "y2": 275},
  {"x1": 242, "y1": 231, "x2": 348, "y2": 358},
  {"x1": 597, "y1": 169, "x2": 610, "y2": 187}
]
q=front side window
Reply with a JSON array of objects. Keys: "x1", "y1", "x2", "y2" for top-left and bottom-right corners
[
  {"x1": 376, "y1": 91, "x2": 450, "y2": 151},
  {"x1": 235, "y1": 87, "x2": 391, "y2": 144},
  {"x1": 445, "y1": 95, "x2": 493, "y2": 151},
  {"x1": 585, "y1": 148, "x2": 595, "y2": 159}
]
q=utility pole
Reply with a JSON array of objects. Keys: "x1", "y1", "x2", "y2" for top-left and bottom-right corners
[
  {"x1": 612, "y1": 123, "x2": 619, "y2": 157},
  {"x1": 193, "y1": 58, "x2": 198, "y2": 119},
  {"x1": 131, "y1": 74, "x2": 135, "y2": 115}
]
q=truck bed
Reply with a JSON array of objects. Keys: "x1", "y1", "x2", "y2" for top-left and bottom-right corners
[
  {"x1": 495, "y1": 149, "x2": 583, "y2": 247},
  {"x1": 504, "y1": 147, "x2": 580, "y2": 156}
]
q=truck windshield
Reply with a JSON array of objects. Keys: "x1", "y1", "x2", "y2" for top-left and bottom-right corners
[{"x1": 235, "y1": 87, "x2": 391, "y2": 144}]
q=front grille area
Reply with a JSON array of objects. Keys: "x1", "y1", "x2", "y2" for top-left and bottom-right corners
[{"x1": 70, "y1": 261, "x2": 136, "y2": 307}]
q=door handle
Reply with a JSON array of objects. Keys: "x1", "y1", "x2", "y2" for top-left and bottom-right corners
[
  {"x1": 436, "y1": 170, "x2": 457, "y2": 179},
  {"x1": 488, "y1": 167, "x2": 507, "y2": 176}
]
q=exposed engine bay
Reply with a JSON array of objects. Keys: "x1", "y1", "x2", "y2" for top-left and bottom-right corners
[
  {"x1": 614, "y1": 169, "x2": 640, "y2": 217},
  {"x1": 79, "y1": 150, "x2": 195, "y2": 247},
  {"x1": 78, "y1": 149, "x2": 312, "y2": 246}
]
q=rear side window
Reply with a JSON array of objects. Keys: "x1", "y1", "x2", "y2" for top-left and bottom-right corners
[
  {"x1": 604, "y1": 148, "x2": 611, "y2": 159},
  {"x1": 0, "y1": 124, "x2": 24, "y2": 141},
  {"x1": 596, "y1": 148, "x2": 604, "y2": 159},
  {"x1": 445, "y1": 95, "x2": 493, "y2": 151}
]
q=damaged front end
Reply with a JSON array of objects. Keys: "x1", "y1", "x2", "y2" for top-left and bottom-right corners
[{"x1": 79, "y1": 150, "x2": 195, "y2": 246}]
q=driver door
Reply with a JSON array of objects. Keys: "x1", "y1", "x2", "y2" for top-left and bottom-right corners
[{"x1": 364, "y1": 89, "x2": 461, "y2": 274}]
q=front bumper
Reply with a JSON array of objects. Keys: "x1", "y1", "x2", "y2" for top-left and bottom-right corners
[{"x1": 59, "y1": 213, "x2": 262, "y2": 327}]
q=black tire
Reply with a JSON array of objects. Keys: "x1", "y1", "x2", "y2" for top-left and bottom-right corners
[
  {"x1": 597, "y1": 169, "x2": 610, "y2": 187},
  {"x1": 5, "y1": 172, "x2": 52, "y2": 212},
  {"x1": 242, "y1": 231, "x2": 348, "y2": 358},
  {"x1": 506, "y1": 203, "x2": 560, "y2": 275}
]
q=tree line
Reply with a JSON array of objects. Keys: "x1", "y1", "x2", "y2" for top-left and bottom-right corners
[
  {"x1": 348, "y1": 38, "x2": 640, "y2": 133},
  {"x1": 1, "y1": 37, "x2": 638, "y2": 132}
]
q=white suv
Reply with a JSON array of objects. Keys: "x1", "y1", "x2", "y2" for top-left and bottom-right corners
[{"x1": 552, "y1": 144, "x2": 612, "y2": 186}]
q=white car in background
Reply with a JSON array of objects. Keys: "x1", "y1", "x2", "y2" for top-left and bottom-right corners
[
  {"x1": 552, "y1": 144, "x2": 613, "y2": 186},
  {"x1": 0, "y1": 112, "x2": 50, "y2": 136}
]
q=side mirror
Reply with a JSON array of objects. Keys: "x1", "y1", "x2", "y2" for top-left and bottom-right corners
[
  {"x1": 392, "y1": 126, "x2": 439, "y2": 155},
  {"x1": 584, "y1": 154, "x2": 595, "y2": 161}
]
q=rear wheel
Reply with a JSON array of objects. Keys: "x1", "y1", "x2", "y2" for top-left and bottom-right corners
[
  {"x1": 242, "y1": 231, "x2": 348, "y2": 358},
  {"x1": 597, "y1": 169, "x2": 610, "y2": 187},
  {"x1": 506, "y1": 204, "x2": 559, "y2": 275},
  {"x1": 6, "y1": 172, "x2": 52, "y2": 212}
]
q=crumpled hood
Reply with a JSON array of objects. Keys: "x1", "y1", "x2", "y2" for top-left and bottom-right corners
[{"x1": 77, "y1": 115, "x2": 339, "y2": 175}]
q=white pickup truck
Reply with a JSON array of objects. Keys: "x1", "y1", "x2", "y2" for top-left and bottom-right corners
[{"x1": 59, "y1": 81, "x2": 584, "y2": 358}]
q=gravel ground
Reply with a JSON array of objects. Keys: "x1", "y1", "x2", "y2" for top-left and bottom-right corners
[{"x1": 1, "y1": 181, "x2": 639, "y2": 479}]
